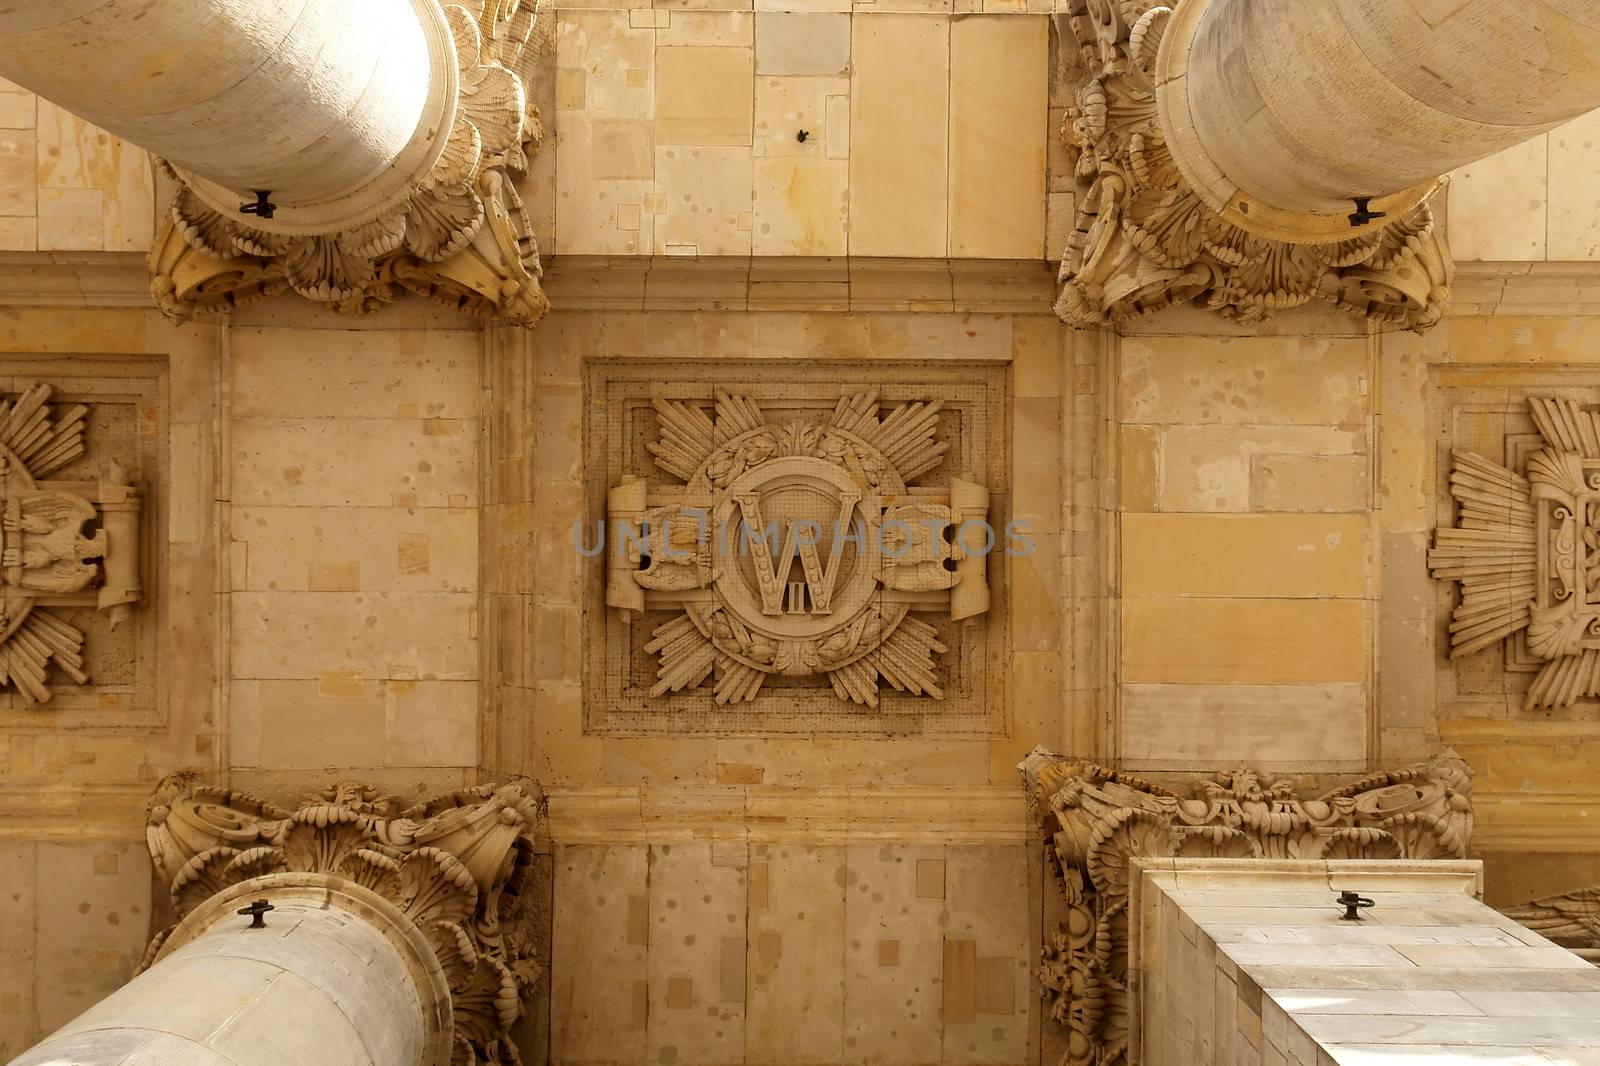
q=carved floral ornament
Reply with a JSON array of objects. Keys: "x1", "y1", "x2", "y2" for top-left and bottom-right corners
[
  {"x1": 144, "y1": 774, "x2": 544, "y2": 1066},
  {"x1": 1054, "y1": 0, "x2": 1453, "y2": 330},
  {"x1": 1427, "y1": 396, "x2": 1600, "y2": 709},
  {"x1": 1020, "y1": 749, "x2": 1474, "y2": 1066},
  {"x1": 605, "y1": 388, "x2": 993, "y2": 709},
  {"x1": 148, "y1": 1, "x2": 552, "y2": 327},
  {"x1": 0, "y1": 383, "x2": 142, "y2": 703}
]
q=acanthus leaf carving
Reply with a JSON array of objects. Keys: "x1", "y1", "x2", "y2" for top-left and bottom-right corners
[
  {"x1": 145, "y1": 773, "x2": 545, "y2": 1066},
  {"x1": 148, "y1": 0, "x2": 553, "y2": 329},
  {"x1": 1021, "y1": 748, "x2": 1474, "y2": 1066},
  {"x1": 1054, "y1": 0, "x2": 1453, "y2": 330}
]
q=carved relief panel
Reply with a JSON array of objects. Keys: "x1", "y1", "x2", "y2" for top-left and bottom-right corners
[
  {"x1": 584, "y1": 361, "x2": 1009, "y2": 735},
  {"x1": 0, "y1": 366, "x2": 156, "y2": 726},
  {"x1": 1428, "y1": 381, "x2": 1600, "y2": 715}
]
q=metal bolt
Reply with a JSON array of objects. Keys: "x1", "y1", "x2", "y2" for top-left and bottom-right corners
[
  {"x1": 237, "y1": 899, "x2": 275, "y2": 929},
  {"x1": 1337, "y1": 890, "x2": 1375, "y2": 921},
  {"x1": 1348, "y1": 196, "x2": 1386, "y2": 227},
  {"x1": 239, "y1": 190, "x2": 277, "y2": 220}
]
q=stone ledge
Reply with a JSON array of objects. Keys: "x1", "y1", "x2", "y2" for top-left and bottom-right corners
[{"x1": 544, "y1": 783, "x2": 1030, "y2": 845}]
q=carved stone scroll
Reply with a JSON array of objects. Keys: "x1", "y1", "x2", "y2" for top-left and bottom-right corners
[
  {"x1": 1053, "y1": 0, "x2": 1453, "y2": 330},
  {"x1": 1426, "y1": 396, "x2": 1600, "y2": 709},
  {"x1": 0, "y1": 383, "x2": 142, "y2": 702},
  {"x1": 1021, "y1": 749, "x2": 1475, "y2": 1066},
  {"x1": 604, "y1": 388, "x2": 991, "y2": 711},
  {"x1": 144, "y1": 774, "x2": 544, "y2": 1066},
  {"x1": 148, "y1": 2, "x2": 552, "y2": 328}
]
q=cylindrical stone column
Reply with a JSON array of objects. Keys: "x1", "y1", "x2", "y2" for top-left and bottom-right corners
[
  {"x1": 8, "y1": 876, "x2": 452, "y2": 1066},
  {"x1": 1158, "y1": 0, "x2": 1600, "y2": 242},
  {"x1": 0, "y1": 0, "x2": 458, "y2": 223}
]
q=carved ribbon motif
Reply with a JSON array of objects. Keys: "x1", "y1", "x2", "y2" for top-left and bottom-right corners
[
  {"x1": 1021, "y1": 750, "x2": 1474, "y2": 1066},
  {"x1": 149, "y1": 1, "x2": 552, "y2": 327},
  {"x1": 145, "y1": 775, "x2": 544, "y2": 1066},
  {"x1": 1054, "y1": 0, "x2": 1453, "y2": 329},
  {"x1": 606, "y1": 389, "x2": 991, "y2": 709}
]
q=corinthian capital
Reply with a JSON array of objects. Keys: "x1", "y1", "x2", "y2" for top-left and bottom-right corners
[
  {"x1": 147, "y1": 1, "x2": 552, "y2": 328},
  {"x1": 1055, "y1": 0, "x2": 1453, "y2": 330},
  {"x1": 144, "y1": 773, "x2": 545, "y2": 1066}
]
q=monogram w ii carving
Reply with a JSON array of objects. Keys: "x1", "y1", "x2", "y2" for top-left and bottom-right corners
[{"x1": 606, "y1": 389, "x2": 991, "y2": 710}]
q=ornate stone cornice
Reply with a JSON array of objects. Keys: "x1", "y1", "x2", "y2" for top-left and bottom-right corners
[
  {"x1": 1020, "y1": 749, "x2": 1475, "y2": 1066},
  {"x1": 1054, "y1": 0, "x2": 1453, "y2": 330},
  {"x1": 144, "y1": 774, "x2": 545, "y2": 1066},
  {"x1": 148, "y1": 2, "x2": 551, "y2": 328}
]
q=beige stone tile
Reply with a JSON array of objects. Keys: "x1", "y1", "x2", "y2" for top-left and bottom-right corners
[
  {"x1": 0, "y1": 215, "x2": 35, "y2": 250},
  {"x1": 755, "y1": 13, "x2": 850, "y2": 75},
  {"x1": 555, "y1": 116, "x2": 655, "y2": 254},
  {"x1": 384, "y1": 679, "x2": 478, "y2": 767},
  {"x1": 949, "y1": 16, "x2": 1047, "y2": 258},
  {"x1": 0, "y1": 843, "x2": 33, "y2": 1061},
  {"x1": 232, "y1": 507, "x2": 477, "y2": 593},
  {"x1": 655, "y1": 145, "x2": 754, "y2": 254},
  {"x1": 1119, "y1": 683, "x2": 1368, "y2": 769},
  {"x1": 0, "y1": 128, "x2": 34, "y2": 216},
  {"x1": 943, "y1": 845, "x2": 1031, "y2": 1063},
  {"x1": 648, "y1": 843, "x2": 746, "y2": 1063},
  {"x1": 658, "y1": 10, "x2": 755, "y2": 45},
  {"x1": 230, "y1": 592, "x2": 478, "y2": 680},
  {"x1": 844, "y1": 845, "x2": 945, "y2": 1063},
  {"x1": 1548, "y1": 108, "x2": 1600, "y2": 261},
  {"x1": 1157, "y1": 425, "x2": 1365, "y2": 513},
  {"x1": 745, "y1": 845, "x2": 846, "y2": 1062},
  {"x1": 0, "y1": 91, "x2": 33, "y2": 130},
  {"x1": 239, "y1": 678, "x2": 387, "y2": 768},
  {"x1": 755, "y1": 74, "x2": 846, "y2": 158},
  {"x1": 1448, "y1": 135, "x2": 1548, "y2": 262},
  {"x1": 33, "y1": 843, "x2": 150, "y2": 1033},
  {"x1": 1122, "y1": 598, "x2": 1368, "y2": 685},
  {"x1": 1251, "y1": 453, "x2": 1370, "y2": 513},
  {"x1": 1121, "y1": 336, "x2": 1368, "y2": 426},
  {"x1": 35, "y1": 186, "x2": 102, "y2": 250},
  {"x1": 849, "y1": 15, "x2": 950, "y2": 256},
  {"x1": 1122, "y1": 514, "x2": 1368, "y2": 598},
  {"x1": 552, "y1": 845, "x2": 650, "y2": 1062},
  {"x1": 656, "y1": 46, "x2": 755, "y2": 145},
  {"x1": 229, "y1": 328, "x2": 480, "y2": 419},
  {"x1": 753, "y1": 156, "x2": 847, "y2": 255},
  {"x1": 232, "y1": 418, "x2": 477, "y2": 508}
]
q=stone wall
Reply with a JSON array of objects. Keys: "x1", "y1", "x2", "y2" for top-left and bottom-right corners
[{"x1": 4, "y1": 9, "x2": 1600, "y2": 1066}]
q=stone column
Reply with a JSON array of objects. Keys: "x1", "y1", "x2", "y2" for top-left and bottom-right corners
[
  {"x1": 0, "y1": 1, "x2": 457, "y2": 222},
  {"x1": 9, "y1": 877, "x2": 452, "y2": 1066},
  {"x1": 4, "y1": 776, "x2": 544, "y2": 1066},
  {"x1": 1158, "y1": 0, "x2": 1600, "y2": 243},
  {"x1": 0, "y1": 1, "x2": 551, "y2": 325}
]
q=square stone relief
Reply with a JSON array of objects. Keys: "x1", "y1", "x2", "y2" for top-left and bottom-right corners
[
  {"x1": 0, "y1": 360, "x2": 164, "y2": 731},
  {"x1": 583, "y1": 359, "x2": 1010, "y2": 736}
]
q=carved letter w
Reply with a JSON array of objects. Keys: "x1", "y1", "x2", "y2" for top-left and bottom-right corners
[{"x1": 735, "y1": 493, "x2": 860, "y2": 616}]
